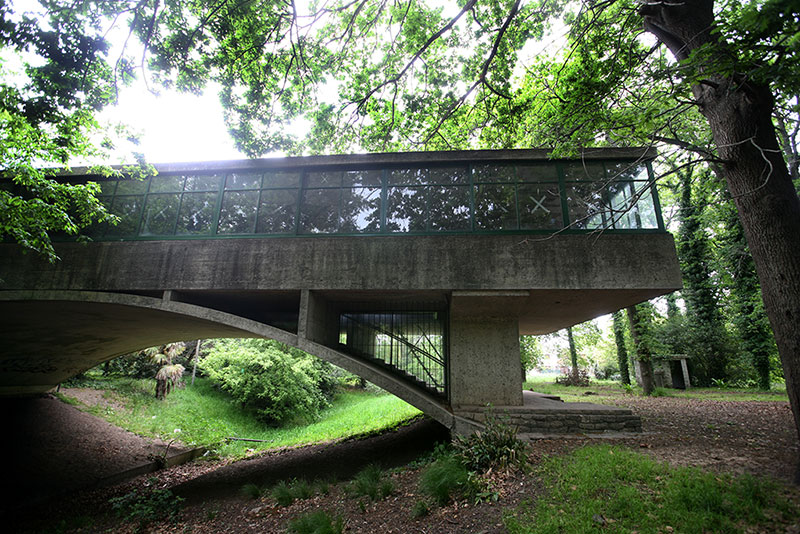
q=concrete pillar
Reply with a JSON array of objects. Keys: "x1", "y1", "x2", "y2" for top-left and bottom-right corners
[
  {"x1": 680, "y1": 358, "x2": 691, "y2": 389},
  {"x1": 448, "y1": 315, "x2": 523, "y2": 408},
  {"x1": 299, "y1": 290, "x2": 338, "y2": 346}
]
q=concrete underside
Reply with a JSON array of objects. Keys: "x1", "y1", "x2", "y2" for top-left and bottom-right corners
[{"x1": 0, "y1": 233, "x2": 679, "y2": 433}]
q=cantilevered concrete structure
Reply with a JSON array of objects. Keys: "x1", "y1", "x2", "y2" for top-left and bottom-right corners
[{"x1": 0, "y1": 148, "x2": 682, "y2": 433}]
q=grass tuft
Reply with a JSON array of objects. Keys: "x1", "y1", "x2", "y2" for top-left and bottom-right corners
[
  {"x1": 241, "y1": 483, "x2": 264, "y2": 500},
  {"x1": 287, "y1": 510, "x2": 344, "y2": 534},
  {"x1": 419, "y1": 457, "x2": 471, "y2": 506},
  {"x1": 348, "y1": 464, "x2": 393, "y2": 501}
]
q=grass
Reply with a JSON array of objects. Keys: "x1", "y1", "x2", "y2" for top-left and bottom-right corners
[
  {"x1": 347, "y1": 464, "x2": 394, "y2": 501},
  {"x1": 524, "y1": 375, "x2": 790, "y2": 403},
  {"x1": 60, "y1": 376, "x2": 421, "y2": 458},
  {"x1": 504, "y1": 444, "x2": 799, "y2": 534}
]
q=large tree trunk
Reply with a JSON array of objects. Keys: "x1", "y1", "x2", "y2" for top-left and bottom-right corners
[
  {"x1": 567, "y1": 326, "x2": 579, "y2": 380},
  {"x1": 627, "y1": 305, "x2": 654, "y2": 396},
  {"x1": 641, "y1": 0, "x2": 800, "y2": 481}
]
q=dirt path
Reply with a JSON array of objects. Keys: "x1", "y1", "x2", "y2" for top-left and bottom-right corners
[{"x1": 0, "y1": 393, "x2": 189, "y2": 518}]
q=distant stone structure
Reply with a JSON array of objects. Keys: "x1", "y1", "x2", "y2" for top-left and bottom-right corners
[{"x1": 634, "y1": 355, "x2": 691, "y2": 389}]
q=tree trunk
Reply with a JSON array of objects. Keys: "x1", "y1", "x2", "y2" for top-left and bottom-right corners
[
  {"x1": 155, "y1": 378, "x2": 167, "y2": 400},
  {"x1": 191, "y1": 340, "x2": 201, "y2": 386},
  {"x1": 641, "y1": 0, "x2": 800, "y2": 481},
  {"x1": 612, "y1": 311, "x2": 631, "y2": 385},
  {"x1": 627, "y1": 305, "x2": 654, "y2": 396},
  {"x1": 567, "y1": 327, "x2": 578, "y2": 380}
]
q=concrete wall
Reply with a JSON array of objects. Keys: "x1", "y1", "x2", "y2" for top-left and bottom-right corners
[
  {"x1": 0, "y1": 233, "x2": 682, "y2": 334},
  {"x1": 448, "y1": 315, "x2": 523, "y2": 407}
]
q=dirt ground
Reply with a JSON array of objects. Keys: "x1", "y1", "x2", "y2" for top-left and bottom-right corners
[{"x1": 4, "y1": 390, "x2": 799, "y2": 533}]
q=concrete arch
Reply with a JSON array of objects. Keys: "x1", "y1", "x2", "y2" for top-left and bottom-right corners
[{"x1": 0, "y1": 290, "x2": 457, "y2": 429}]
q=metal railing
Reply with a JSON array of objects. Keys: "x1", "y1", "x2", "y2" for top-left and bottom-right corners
[{"x1": 338, "y1": 311, "x2": 446, "y2": 397}]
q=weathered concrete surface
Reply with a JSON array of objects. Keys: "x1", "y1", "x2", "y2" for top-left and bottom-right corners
[
  {"x1": 449, "y1": 313, "x2": 523, "y2": 407},
  {"x1": 0, "y1": 233, "x2": 681, "y2": 334}
]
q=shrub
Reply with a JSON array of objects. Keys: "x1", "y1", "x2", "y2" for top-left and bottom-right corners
[
  {"x1": 419, "y1": 457, "x2": 471, "y2": 505},
  {"x1": 200, "y1": 339, "x2": 330, "y2": 425},
  {"x1": 555, "y1": 368, "x2": 591, "y2": 386},
  {"x1": 453, "y1": 413, "x2": 528, "y2": 471},
  {"x1": 287, "y1": 510, "x2": 344, "y2": 534}
]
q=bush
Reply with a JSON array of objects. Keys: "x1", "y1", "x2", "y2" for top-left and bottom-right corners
[
  {"x1": 555, "y1": 369, "x2": 591, "y2": 386},
  {"x1": 453, "y1": 413, "x2": 528, "y2": 471},
  {"x1": 200, "y1": 339, "x2": 330, "y2": 425},
  {"x1": 287, "y1": 510, "x2": 344, "y2": 534},
  {"x1": 419, "y1": 457, "x2": 471, "y2": 505}
]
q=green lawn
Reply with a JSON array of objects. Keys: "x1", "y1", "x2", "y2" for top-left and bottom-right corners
[
  {"x1": 504, "y1": 444, "x2": 799, "y2": 534},
  {"x1": 524, "y1": 375, "x2": 789, "y2": 403},
  {"x1": 60, "y1": 377, "x2": 422, "y2": 458}
]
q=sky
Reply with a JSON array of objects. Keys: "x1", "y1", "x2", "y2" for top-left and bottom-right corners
[{"x1": 99, "y1": 85, "x2": 247, "y2": 164}]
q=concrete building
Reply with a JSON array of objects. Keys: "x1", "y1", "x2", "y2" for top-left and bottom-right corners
[{"x1": 0, "y1": 148, "x2": 682, "y2": 433}]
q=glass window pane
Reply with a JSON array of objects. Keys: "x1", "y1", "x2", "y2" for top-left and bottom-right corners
[
  {"x1": 263, "y1": 171, "x2": 300, "y2": 188},
  {"x1": 225, "y1": 173, "x2": 261, "y2": 190},
  {"x1": 218, "y1": 190, "x2": 259, "y2": 234},
  {"x1": 106, "y1": 195, "x2": 143, "y2": 236},
  {"x1": 99, "y1": 181, "x2": 118, "y2": 195},
  {"x1": 606, "y1": 181, "x2": 658, "y2": 229},
  {"x1": 306, "y1": 171, "x2": 342, "y2": 188},
  {"x1": 472, "y1": 164, "x2": 516, "y2": 183},
  {"x1": 518, "y1": 184, "x2": 563, "y2": 229},
  {"x1": 299, "y1": 188, "x2": 339, "y2": 233},
  {"x1": 566, "y1": 183, "x2": 607, "y2": 229},
  {"x1": 607, "y1": 181, "x2": 636, "y2": 229},
  {"x1": 605, "y1": 161, "x2": 648, "y2": 181},
  {"x1": 388, "y1": 168, "x2": 427, "y2": 185},
  {"x1": 429, "y1": 166, "x2": 468, "y2": 185},
  {"x1": 149, "y1": 175, "x2": 185, "y2": 193},
  {"x1": 517, "y1": 164, "x2": 558, "y2": 182},
  {"x1": 429, "y1": 185, "x2": 470, "y2": 231},
  {"x1": 474, "y1": 184, "x2": 517, "y2": 230},
  {"x1": 386, "y1": 187, "x2": 426, "y2": 232},
  {"x1": 342, "y1": 169, "x2": 382, "y2": 187},
  {"x1": 563, "y1": 162, "x2": 606, "y2": 182},
  {"x1": 177, "y1": 192, "x2": 217, "y2": 235},
  {"x1": 184, "y1": 174, "x2": 222, "y2": 191},
  {"x1": 141, "y1": 193, "x2": 180, "y2": 235},
  {"x1": 257, "y1": 189, "x2": 298, "y2": 234},
  {"x1": 340, "y1": 187, "x2": 381, "y2": 233},
  {"x1": 116, "y1": 179, "x2": 148, "y2": 195}
]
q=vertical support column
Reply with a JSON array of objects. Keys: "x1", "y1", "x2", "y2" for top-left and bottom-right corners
[
  {"x1": 299, "y1": 290, "x2": 337, "y2": 346},
  {"x1": 448, "y1": 293, "x2": 524, "y2": 408},
  {"x1": 680, "y1": 358, "x2": 691, "y2": 389}
]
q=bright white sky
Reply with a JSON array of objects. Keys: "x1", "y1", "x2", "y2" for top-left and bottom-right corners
[{"x1": 99, "y1": 85, "x2": 247, "y2": 164}]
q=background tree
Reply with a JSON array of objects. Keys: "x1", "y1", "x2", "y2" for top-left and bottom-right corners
[
  {"x1": 0, "y1": 0, "x2": 152, "y2": 260},
  {"x1": 675, "y1": 166, "x2": 734, "y2": 385},
  {"x1": 612, "y1": 311, "x2": 631, "y2": 386},
  {"x1": 627, "y1": 303, "x2": 655, "y2": 396}
]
